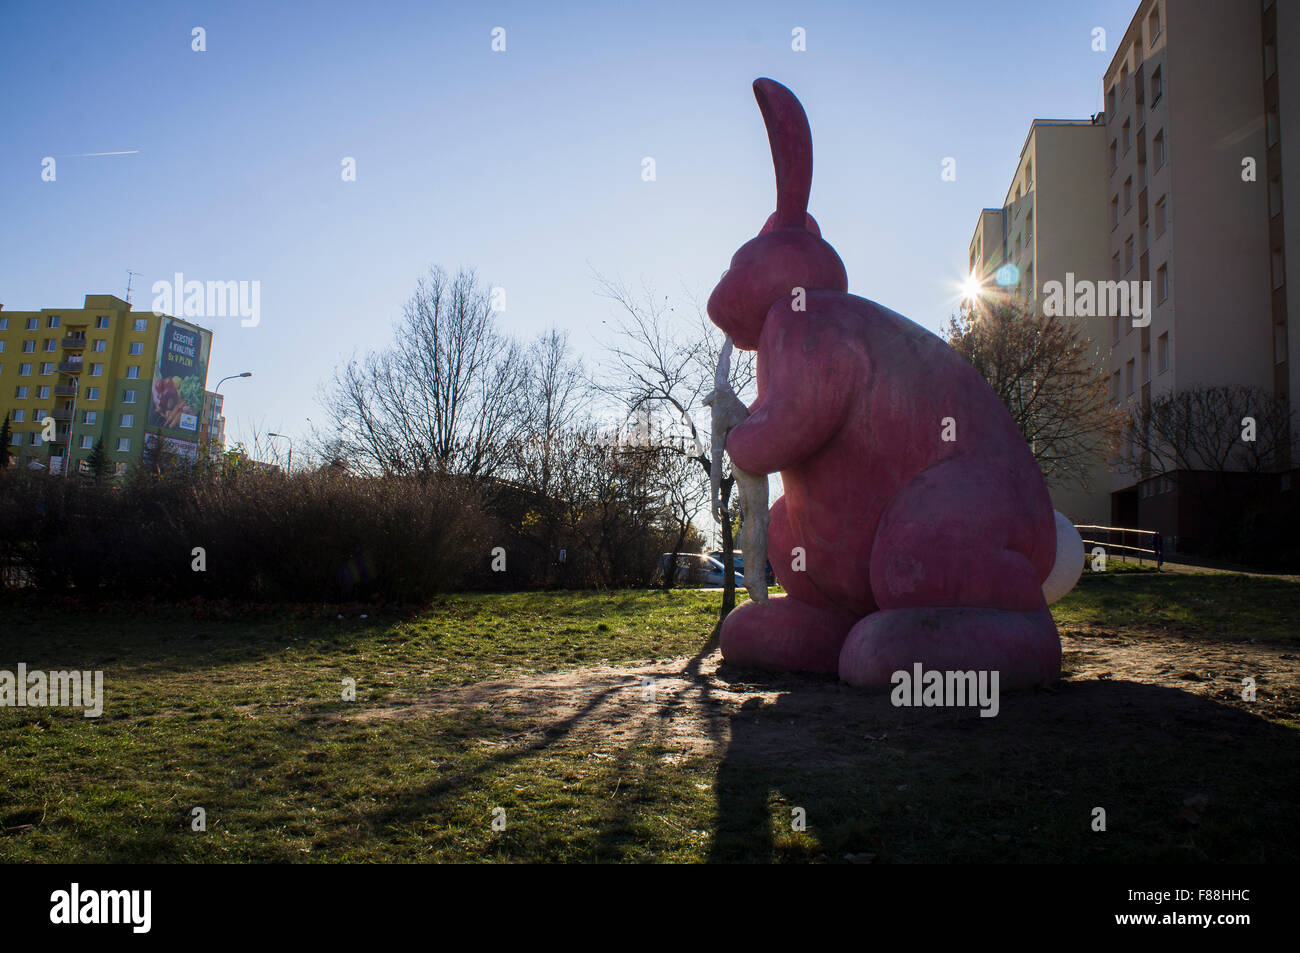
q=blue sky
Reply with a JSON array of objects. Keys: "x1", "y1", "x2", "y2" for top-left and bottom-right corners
[{"x1": 0, "y1": 0, "x2": 1137, "y2": 452}]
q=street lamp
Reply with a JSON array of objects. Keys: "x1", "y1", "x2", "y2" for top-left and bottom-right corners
[
  {"x1": 208, "y1": 372, "x2": 250, "y2": 458},
  {"x1": 267, "y1": 432, "x2": 293, "y2": 474},
  {"x1": 214, "y1": 371, "x2": 252, "y2": 394}
]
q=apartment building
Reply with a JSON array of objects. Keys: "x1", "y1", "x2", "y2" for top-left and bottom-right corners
[
  {"x1": 1104, "y1": 0, "x2": 1300, "y2": 547},
  {"x1": 200, "y1": 390, "x2": 226, "y2": 454},
  {"x1": 0, "y1": 294, "x2": 213, "y2": 476},
  {"x1": 968, "y1": 119, "x2": 1112, "y2": 523}
]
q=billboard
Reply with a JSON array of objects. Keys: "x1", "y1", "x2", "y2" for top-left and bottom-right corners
[
  {"x1": 148, "y1": 317, "x2": 212, "y2": 439},
  {"x1": 143, "y1": 432, "x2": 200, "y2": 463}
]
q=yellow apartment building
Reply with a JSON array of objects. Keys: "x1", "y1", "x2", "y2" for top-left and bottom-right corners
[{"x1": 0, "y1": 294, "x2": 213, "y2": 476}]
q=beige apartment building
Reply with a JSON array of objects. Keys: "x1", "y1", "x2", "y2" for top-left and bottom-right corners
[
  {"x1": 969, "y1": 0, "x2": 1300, "y2": 556},
  {"x1": 968, "y1": 119, "x2": 1112, "y2": 524},
  {"x1": 1103, "y1": 0, "x2": 1300, "y2": 550}
]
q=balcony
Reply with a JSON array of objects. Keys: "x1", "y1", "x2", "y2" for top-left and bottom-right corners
[
  {"x1": 53, "y1": 384, "x2": 77, "y2": 397},
  {"x1": 56, "y1": 361, "x2": 83, "y2": 375},
  {"x1": 51, "y1": 408, "x2": 74, "y2": 422},
  {"x1": 61, "y1": 335, "x2": 86, "y2": 350}
]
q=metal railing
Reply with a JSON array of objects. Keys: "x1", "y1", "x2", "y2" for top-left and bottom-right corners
[{"x1": 1075, "y1": 524, "x2": 1163, "y2": 568}]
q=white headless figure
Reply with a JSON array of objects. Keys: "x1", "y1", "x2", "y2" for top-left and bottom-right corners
[{"x1": 702, "y1": 336, "x2": 770, "y2": 604}]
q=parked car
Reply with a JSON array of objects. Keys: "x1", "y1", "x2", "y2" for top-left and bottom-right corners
[
  {"x1": 708, "y1": 550, "x2": 775, "y2": 586},
  {"x1": 653, "y1": 553, "x2": 743, "y2": 588}
]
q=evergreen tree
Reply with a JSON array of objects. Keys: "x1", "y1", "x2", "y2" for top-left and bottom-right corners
[
  {"x1": 0, "y1": 413, "x2": 10, "y2": 467},
  {"x1": 88, "y1": 437, "x2": 110, "y2": 483}
]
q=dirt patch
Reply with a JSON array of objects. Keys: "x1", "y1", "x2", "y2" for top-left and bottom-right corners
[{"x1": 329, "y1": 627, "x2": 1300, "y2": 765}]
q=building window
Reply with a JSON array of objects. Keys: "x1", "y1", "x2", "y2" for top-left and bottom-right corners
[
  {"x1": 87, "y1": 387, "x2": 100, "y2": 401},
  {"x1": 1265, "y1": 40, "x2": 1277, "y2": 78},
  {"x1": 133, "y1": 318, "x2": 147, "y2": 332},
  {"x1": 1153, "y1": 129, "x2": 1165, "y2": 168},
  {"x1": 1141, "y1": 348, "x2": 1151, "y2": 381},
  {"x1": 1107, "y1": 85, "x2": 1116, "y2": 114},
  {"x1": 116, "y1": 438, "x2": 131, "y2": 453},
  {"x1": 22, "y1": 340, "x2": 35, "y2": 353},
  {"x1": 1112, "y1": 314, "x2": 1121, "y2": 342},
  {"x1": 26, "y1": 318, "x2": 39, "y2": 331},
  {"x1": 1155, "y1": 195, "x2": 1168, "y2": 235},
  {"x1": 1109, "y1": 140, "x2": 1117, "y2": 172},
  {"x1": 80, "y1": 436, "x2": 94, "y2": 450},
  {"x1": 126, "y1": 366, "x2": 140, "y2": 380},
  {"x1": 122, "y1": 389, "x2": 137, "y2": 404},
  {"x1": 1124, "y1": 176, "x2": 1133, "y2": 210},
  {"x1": 48, "y1": 316, "x2": 60, "y2": 329},
  {"x1": 37, "y1": 386, "x2": 49, "y2": 399},
  {"x1": 1122, "y1": 119, "x2": 1131, "y2": 153},
  {"x1": 1148, "y1": 6, "x2": 1160, "y2": 43},
  {"x1": 1125, "y1": 235, "x2": 1135, "y2": 272},
  {"x1": 1125, "y1": 359, "x2": 1135, "y2": 395},
  {"x1": 1112, "y1": 371, "x2": 1121, "y2": 401},
  {"x1": 90, "y1": 363, "x2": 103, "y2": 377},
  {"x1": 1150, "y1": 67, "x2": 1162, "y2": 106},
  {"x1": 19, "y1": 364, "x2": 32, "y2": 376},
  {"x1": 1121, "y1": 62, "x2": 1129, "y2": 96},
  {"x1": 1110, "y1": 195, "x2": 1119, "y2": 228},
  {"x1": 84, "y1": 411, "x2": 97, "y2": 424},
  {"x1": 0, "y1": 318, "x2": 7, "y2": 330},
  {"x1": 1157, "y1": 263, "x2": 1169, "y2": 302},
  {"x1": 0, "y1": 341, "x2": 4, "y2": 353},
  {"x1": 31, "y1": 432, "x2": 42, "y2": 446},
  {"x1": 44, "y1": 339, "x2": 57, "y2": 352},
  {"x1": 1111, "y1": 252, "x2": 1121, "y2": 281},
  {"x1": 1271, "y1": 178, "x2": 1284, "y2": 218},
  {"x1": 95, "y1": 316, "x2": 110, "y2": 329},
  {"x1": 1268, "y1": 112, "x2": 1280, "y2": 148},
  {"x1": 14, "y1": 386, "x2": 29, "y2": 399},
  {"x1": 41, "y1": 363, "x2": 54, "y2": 375},
  {"x1": 129, "y1": 341, "x2": 143, "y2": 355},
  {"x1": 1275, "y1": 323, "x2": 1289, "y2": 365},
  {"x1": 11, "y1": 410, "x2": 24, "y2": 423},
  {"x1": 1272, "y1": 249, "x2": 1287, "y2": 289},
  {"x1": 93, "y1": 339, "x2": 106, "y2": 352},
  {"x1": 120, "y1": 413, "x2": 134, "y2": 427}
]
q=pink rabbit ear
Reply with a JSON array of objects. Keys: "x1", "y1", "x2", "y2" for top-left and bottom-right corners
[{"x1": 753, "y1": 78, "x2": 812, "y2": 229}]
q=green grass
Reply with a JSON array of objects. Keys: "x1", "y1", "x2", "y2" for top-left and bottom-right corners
[
  {"x1": 1055, "y1": 567, "x2": 1300, "y2": 644},
  {"x1": 2, "y1": 576, "x2": 1298, "y2": 863}
]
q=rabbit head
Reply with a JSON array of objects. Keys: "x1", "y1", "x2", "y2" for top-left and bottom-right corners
[{"x1": 708, "y1": 78, "x2": 847, "y2": 350}]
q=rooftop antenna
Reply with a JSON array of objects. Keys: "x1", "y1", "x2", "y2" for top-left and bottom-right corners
[{"x1": 125, "y1": 270, "x2": 142, "y2": 307}]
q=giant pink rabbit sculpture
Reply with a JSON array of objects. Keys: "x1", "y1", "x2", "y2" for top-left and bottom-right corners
[{"x1": 709, "y1": 79, "x2": 1082, "y2": 690}]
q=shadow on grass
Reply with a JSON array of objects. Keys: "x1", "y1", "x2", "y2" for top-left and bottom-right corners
[
  {"x1": 705, "y1": 667, "x2": 1300, "y2": 863},
  {"x1": 315, "y1": 613, "x2": 1300, "y2": 862}
]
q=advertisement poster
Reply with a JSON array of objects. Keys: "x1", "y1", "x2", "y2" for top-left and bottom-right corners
[
  {"x1": 143, "y1": 433, "x2": 200, "y2": 463},
  {"x1": 149, "y1": 317, "x2": 212, "y2": 437}
]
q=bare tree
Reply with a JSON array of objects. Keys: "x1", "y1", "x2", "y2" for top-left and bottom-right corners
[
  {"x1": 1120, "y1": 384, "x2": 1294, "y2": 479},
  {"x1": 946, "y1": 297, "x2": 1122, "y2": 489},
  {"x1": 1119, "y1": 384, "x2": 1296, "y2": 556},
  {"x1": 518, "y1": 327, "x2": 589, "y2": 497},
  {"x1": 593, "y1": 273, "x2": 755, "y2": 617},
  {"x1": 322, "y1": 267, "x2": 530, "y2": 477}
]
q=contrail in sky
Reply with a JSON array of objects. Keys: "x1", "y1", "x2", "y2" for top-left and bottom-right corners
[{"x1": 55, "y1": 150, "x2": 140, "y2": 157}]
